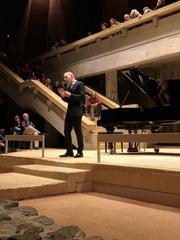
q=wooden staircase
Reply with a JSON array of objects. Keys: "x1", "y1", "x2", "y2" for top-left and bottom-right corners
[{"x1": 0, "y1": 161, "x2": 93, "y2": 200}]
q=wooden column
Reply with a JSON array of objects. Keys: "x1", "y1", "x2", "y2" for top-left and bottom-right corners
[{"x1": 105, "y1": 71, "x2": 118, "y2": 103}]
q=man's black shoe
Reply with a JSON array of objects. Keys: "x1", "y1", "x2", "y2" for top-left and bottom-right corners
[
  {"x1": 59, "y1": 153, "x2": 74, "y2": 157},
  {"x1": 74, "y1": 153, "x2": 83, "y2": 158}
]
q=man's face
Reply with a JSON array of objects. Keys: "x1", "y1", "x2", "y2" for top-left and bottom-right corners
[
  {"x1": 64, "y1": 73, "x2": 73, "y2": 84},
  {"x1": 23, "y1": 114, "x2": 29, "y2": 121},
  {"x1": 14, "y1": 116, "x2": 20, "y2": 122}
]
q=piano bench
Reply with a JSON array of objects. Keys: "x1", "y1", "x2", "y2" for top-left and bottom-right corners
[
  {"x1": 97, "y1": 132, "x2": 180, "y2": 162},
  {"x1": 5, "y1": 134, "x2": 45, "y2": 157}
]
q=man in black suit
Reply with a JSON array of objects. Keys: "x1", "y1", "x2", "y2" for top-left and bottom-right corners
[{"x1": 59, "y1": 72, "x2": 85, "y2": 158}]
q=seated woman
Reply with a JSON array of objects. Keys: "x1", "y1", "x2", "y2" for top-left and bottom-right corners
[
  {"x1": 13, "y1": 115, "x2": 23, "y2": 135},
  {"x1": 85, "y1": 92, "x2": 102, "y2": 121}
]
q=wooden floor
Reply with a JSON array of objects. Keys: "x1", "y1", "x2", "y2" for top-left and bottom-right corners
[
  {"x1": 4, "y1": 147, "x2": 180, "y2": 172},
  {"x1": 20, "y1": 192, "x2": 180, "y2": 240}
]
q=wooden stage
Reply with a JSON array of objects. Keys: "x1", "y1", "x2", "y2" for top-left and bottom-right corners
[
  {"x1": 3, "y1": 147, "x2": 180, "y2": 171},
  {"x1": 1, "y1": 147, "x2": 180, "y2": 208}
]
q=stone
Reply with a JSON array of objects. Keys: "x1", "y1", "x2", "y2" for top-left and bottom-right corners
[
  {"x1": 0, "y1": 210, "x2": 11, "y2": 221},
  {"x1": 0, "y1": 200, "x2": 19, "y2": 209},
  {"x1": 34, "y1": 215, "x2": 54, "y2": 226},
  {"x1": 16, "y1": 221, "x2": 44, "y2": 234},
  {"x1": 85, "y1": 237, "x2": 104, "y2": 240},
  {"x1": 0, "y1": 200, "x2": 103, "y2": 240},
  {"x1": 9, "y1": 206, "x2": 38, "y2": 217},
  {"x1": 0, "y1": 222, "x2": 17, "y2": 238},
  {"x1": 43, "y1": 225, "x2": 86, "y2": 240}
]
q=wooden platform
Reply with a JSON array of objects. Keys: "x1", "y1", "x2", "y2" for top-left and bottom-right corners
[{"x1": 1, "y1": 147, "x2": 180, "y2": 207}]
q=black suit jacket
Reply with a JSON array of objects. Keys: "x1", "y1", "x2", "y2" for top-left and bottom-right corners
[{"x1": 63, "y1": 80, "x2": 85, "y2": 117}]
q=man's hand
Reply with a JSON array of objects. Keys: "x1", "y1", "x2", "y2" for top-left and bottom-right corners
[{"x1": 59, "y1": 88, "x2": 71, "y2": 97}]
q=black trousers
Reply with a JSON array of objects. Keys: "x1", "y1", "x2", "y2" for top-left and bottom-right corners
[{"x1": 64, "y1": 115, "x2": 83, "y2": 154}]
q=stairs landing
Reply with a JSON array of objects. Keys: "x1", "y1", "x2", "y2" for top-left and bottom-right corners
[
  {"x1": 0, "y1": 156, "x2": 93, "y2": 200},
  {"x1": 0, "y1": 173, "x2": 67, "y2": 200},
  {"x1": 14, "y1": 164, "x2": 92, "y2": 192}
]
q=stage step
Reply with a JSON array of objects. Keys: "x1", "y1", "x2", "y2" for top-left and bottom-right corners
[
  {"x1": 14, "y1": 164, "x2": 93, "y2": 192},
  {"x1": 0, "y1": 173, "x2": 68, "y2": 200}
]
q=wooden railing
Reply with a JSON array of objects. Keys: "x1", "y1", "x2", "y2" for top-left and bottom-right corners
[
  {"x1": 30, "y1": 1, "x2": 180, "y2": 63},
  {"x1": 0, "y1": 63, "x2": 104, "y2": 130},
  {"x1": 85, "y1": 86, "x2": 119, "y2": 109},
  {"x1": 0, "y1": 63, "x2": 24, "y2": 85}
]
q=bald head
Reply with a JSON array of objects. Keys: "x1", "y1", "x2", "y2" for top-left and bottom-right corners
[
  {"x1": 23, "y1": 113, "x2": 29, "y2": 121},
  {"x1": 63, "y1": 72, "x2": 75, "y2": 84}
]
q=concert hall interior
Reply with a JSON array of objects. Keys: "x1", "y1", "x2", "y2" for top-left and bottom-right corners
[{"x1": 0, "y1": 0, "x2": 180, "y2": 239}]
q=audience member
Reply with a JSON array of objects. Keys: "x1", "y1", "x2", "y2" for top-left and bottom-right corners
[
  {"x1": 21, "y1": 64, "x2": 33, "y2": 80},
  {"x1": 59, "y1": 39, "x2": 67, "y2": 47},
  {"x1": 0, "y1": 133, "x2": 5, "y2": 154},
  {"x1": 30, "y1": 71, "x2": 39, "y2": 80},
  {"x1": 130, "y1": 9, "x2": 142, "y2": 19},
  {"x1": 101, "y1": 22, "x2": 109, "y2": 31},
  {"x1": 21, "y1": 113, "x2": 40, "y2": 149},
  {"x1": 0, "y1": 129, "x2": 5, "y2": 138},
  {"x1": 109, "y1": 18, "x2": 120, "y2": 27},
  {"x1": 86, "y1": 92, "x2": 102, "y2": 121},
  {"x1": 143, "y1": 6, "x2": 153, "y2": 14},
  {"x1": 34, "y1": 64, "x2": 43, "y2": 80},
  {"x1": 51, "y1": 41, "x2": 59, "y2": 51},
  {"x1": 86, "y1": 32, "x2": 92, "y2": 36},
  {"x1": 154, "y1": 0, "x2": 166, "y2": 10},
  {"x1": 124, "y1": 14, "x2": 131, "y2": 21},
  {"x1": 45, "y1": 78, "x2": 53, "y2": 90},
  {"x1": 13, "y1": 115, "x2": 23, "y2": 135},
  {"x1": 0, "y1": 49, "x2": 8, "y2": 64},
  {"x1": 40, "y1": 73, "x2": 48, "y2": 85},
  {"x1": 0, "y1": 128, "x2": 16, "y2": 153},
  {"x1": 53, "y1": 80, "x2": 61, "y2": 95},
  {"x1": 14, "y1": 64, "x2": 22, "y2": 77}
]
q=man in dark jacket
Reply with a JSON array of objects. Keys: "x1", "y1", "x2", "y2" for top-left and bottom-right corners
[{"x1": 59, "y1": 72, "x2": 85, "y2": 158}]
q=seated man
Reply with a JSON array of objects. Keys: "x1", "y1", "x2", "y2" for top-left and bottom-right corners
[
  {"x1": 21, "y1": 112, "x2": 40, "y2": 149},
  {"x1": 86, "y1": 92, "x2": 102, "y2": 121}
]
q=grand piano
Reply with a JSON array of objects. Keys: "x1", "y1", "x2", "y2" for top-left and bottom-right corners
[{"x1": 97, "y1": 67, "x2": 180, "y2": 152}]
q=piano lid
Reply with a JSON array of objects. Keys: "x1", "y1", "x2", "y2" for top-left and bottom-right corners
[
  {"x1": 98, "y1": 68, "x2": 180, "y2": 131},
  {"x1": 120, "y1": 67, "x2": 165, "y2": 106}
]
